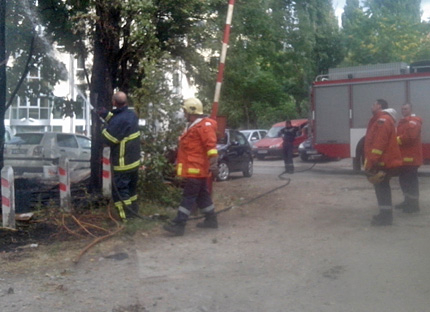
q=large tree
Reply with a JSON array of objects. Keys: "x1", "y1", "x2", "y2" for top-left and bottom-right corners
[
  {"x1": 33, "y1": 0, "x2": 223, "y2": 192},
  {"x1": 342, "y1": 0, "x2": 430, "y2": 65}
]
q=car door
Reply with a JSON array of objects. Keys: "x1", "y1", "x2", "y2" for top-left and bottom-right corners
[
  {"x1": 259, "y1": 130, "x2": 267, "y2": 140},
  {"x1": 56, "y1": 133, "x2": 80, "y2": 160},
  {"x1": 76, "y1": 135, "x2": 91, "y2": 161},
  {"x1": 227, "y1": 130, "x2": 248, "y2": 171},
  {"x1": 249, "y1": 131, "x2": 260, "y2": 148}
]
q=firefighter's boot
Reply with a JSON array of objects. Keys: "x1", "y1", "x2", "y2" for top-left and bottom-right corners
[
  {"x1": 371, "y1": 210, "x2": 393, "y2": 226},
  {"x1": 403, "y1": 199, "x2": 420, "y2": 213},
  {"x1": 163, "y1": 222, "x2": 186, "y2": 236},
  {"x1": 395, "y1": 200, "x2": 407, "y2": 210},
  {"x1": 196, "y1": 214, "x2": 218, "y2": 229},
  {"x1": 285, "y1": 164, "x2": 294, "y2": 174}
]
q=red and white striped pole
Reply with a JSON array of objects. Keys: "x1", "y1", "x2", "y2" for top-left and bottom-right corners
[
  {"x1": 59, "y1": 156, "x2": 71, "y2": 212},
  {"x1": 210, "y1": 0, "x2": 235, "y2": 119},
  {"x1": 1, "y1": 166, "x2": 15, "y2": 229},
  {"x1": 102, "y1": 147, "x2": 112, "y2": 197}
]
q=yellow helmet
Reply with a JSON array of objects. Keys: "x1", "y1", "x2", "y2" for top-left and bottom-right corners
[{"x1": 183, "y1": 98, "x2": 204, "y2": 115}]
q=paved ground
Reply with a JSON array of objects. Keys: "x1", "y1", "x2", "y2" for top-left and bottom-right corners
[{"x1": 1, "y1": 158, "x2": 430, "y2": 312}]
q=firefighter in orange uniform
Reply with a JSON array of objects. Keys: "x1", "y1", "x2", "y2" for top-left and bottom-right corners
[
  {"x1": 395, "y1": 103, "x2": 422, "y2": 213},
  {"x1": 364, "y1": 99, "x2": 402, "y2": 226},
  {"x1": 164, "y1": 98, "x2": 219, "y2": 236}
]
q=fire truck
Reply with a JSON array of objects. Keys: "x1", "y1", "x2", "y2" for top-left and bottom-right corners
[{"x1": 311, "y1": 61, "x2": 430, "y2": 171}]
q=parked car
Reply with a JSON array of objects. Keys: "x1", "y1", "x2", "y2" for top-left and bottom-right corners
[
  {"x1": 239, "y1": 129, "x2": 268, "y2": 154},
  {"x1": 4, "y1": 126, "x2": 13, "y2": 143},
  {"x1": 216, "y1": 129, "x2": 253, "y2": 181},
  {"x1": 253, "y1": 119, "x2": 308, "y2": 160},
  {"x1": 298, "y1": 136, "x2": 323, "y2": 161},
  {"x1": 4, "y1": 132, "x2": 91, "y2": 175}
]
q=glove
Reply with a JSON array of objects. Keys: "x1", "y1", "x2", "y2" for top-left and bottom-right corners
[
  {"x1": 96, "y1": 107, "x2": 109, "y2": 119},
  {"x1": 209, "y1": 156, "x2": 219, "y2": 179},
  {"x1": 365, "y1": 170, "x2": 386, "y2": 185}
]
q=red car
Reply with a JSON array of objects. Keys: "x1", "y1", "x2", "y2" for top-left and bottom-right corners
[{"x1": 253, "y1": 119, "x2": 308, "y2": 160}]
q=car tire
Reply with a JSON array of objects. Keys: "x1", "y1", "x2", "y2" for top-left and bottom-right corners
[
  {"x1": 217, "y1": 161, "x2": 230, "y2": 181},
  {"x1": 300, "y1": 152, "x2": 309, "y2": 162},
  {"x1": 242, "y1": 159, "x2": 253, "y2": 177}
]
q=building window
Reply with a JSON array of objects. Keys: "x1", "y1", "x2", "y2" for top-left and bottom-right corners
[
  {"x1": 11, "y1": 96, "x2": 52, "y2": 120},
  {"x1": 28, "y1": 67, "x2": 41, "y2": 80},
  {"x1": 173, "y1": 72, "x2": 180, "y2": 88},
  {"x1": 52, "y1": 126, "x2": 62, "y2": 132},
  {"x1": 77, "y1": 56, "x2": 85, "y2": 71}
]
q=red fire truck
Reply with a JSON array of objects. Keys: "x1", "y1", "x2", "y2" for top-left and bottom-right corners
[{"x1": 311, "y1": 61, "x2": 430, "y2": 171}]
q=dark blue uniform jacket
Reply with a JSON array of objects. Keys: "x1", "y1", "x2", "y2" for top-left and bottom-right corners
[{"x1": 102, "y1": 106, "x2": 141, "y2": 172}]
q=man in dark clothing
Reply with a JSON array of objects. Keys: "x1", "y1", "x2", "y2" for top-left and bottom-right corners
[
  {"x1": 101, "y1": 91, "x2": 141, "y2": 221},
  {"x1": 279, "y1": 120, "x2": 298, "y2": 173}
]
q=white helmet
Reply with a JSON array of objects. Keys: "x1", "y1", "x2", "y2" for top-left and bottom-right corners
[{"x1": 183, "y1": 98, "x2": 204, "y2": 115}]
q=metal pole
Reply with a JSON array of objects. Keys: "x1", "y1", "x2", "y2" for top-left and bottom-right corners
[{"x1": 210, "y1": 0, "x2": 235, "y2": 119}]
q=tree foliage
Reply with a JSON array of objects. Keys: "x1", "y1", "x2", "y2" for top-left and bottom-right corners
[
  {"x1": 200, "y1": 0, "x2": 343, "y2": 129},
  {"x1": 342, "y1": 0, "x2": 430, "y2": 65}
]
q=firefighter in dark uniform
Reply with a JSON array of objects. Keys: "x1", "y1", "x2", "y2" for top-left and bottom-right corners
[
  {"x1": 364, "y1": 99, "x2": 402, "y2": 226},
  {"x1": 163, "y1": 98, "x2": 219, "y2": 236},
  {"x1": 101, "y1": 91, "x2": 141, "y2": 221},
  {"x1": 396, "y1": 103, "x2": 423, "y2": 213},
  {"x1": 279, "y1": 120, "x2": 298, "y2": 173}
]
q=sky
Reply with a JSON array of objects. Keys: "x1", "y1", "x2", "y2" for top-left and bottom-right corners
[{"x1": 332, "y1": 0, "x2": 430, "y2": 24}]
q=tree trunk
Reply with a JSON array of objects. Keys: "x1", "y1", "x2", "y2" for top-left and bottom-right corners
[
  {"x1": 89, "y1": 9, "x2": 117, "y2": 194},
  {"x1": 0, "y1": 0, "x2": 6, "y2": 170},
  {"x1": 0, "y1": 0, "x2": 6, "y2": 211}
]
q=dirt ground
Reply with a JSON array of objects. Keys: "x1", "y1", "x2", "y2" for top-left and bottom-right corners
[{"x1": 1, "y1": 158, "x2": 430, "y2": 312}]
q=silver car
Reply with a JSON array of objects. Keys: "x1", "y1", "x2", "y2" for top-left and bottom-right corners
[
  {"x1": 239, "y1": 129, "x2": 268, "y2": 155},
  {"x1": 4, "y1": 132, "x2": 91, "y2": 175}
]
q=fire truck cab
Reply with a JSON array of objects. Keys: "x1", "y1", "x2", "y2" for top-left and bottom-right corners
[{"x1": 311, "y1": 61, "x2": 430, "y2": 171}]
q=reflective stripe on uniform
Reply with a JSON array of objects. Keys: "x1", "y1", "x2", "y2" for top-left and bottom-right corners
[
  {"x1": 115, "y1": 201, "x2": 127, "y2": 220},
  {"x1": 378, "y1": 162, "x2": 385, "y2": 167},
  {"x1": 188, "y1": 168, "x2": 200, "y2": 174},
  {"x1": 379, "y1": 205, "x2": 392, "y2": 211},
  {"x1": 130, "y1": 195, "x2": 138, "y2": 202},
  {"x1": 371, "y1": 149, "x2": 383, "y2": 155},
  {"x1": 207, "y1": 149, "x2": 218, "y2": 156},
  {"x1": 201, "y1": 204, "x2": 214, "y2": 214},
  {"x1": 403, "y1": 157, "x2": 414, "y2": 163},
  {"x1": 105, "y1": 112, "x2": 114, "y2": 123},
  {"x1": 113, "y1": 160, "x2": 141, "y2": 171},
  {"x1": 178, "y1": 206, "x2": 191, "y2": 215},
  {"x1": 177, "y1": 163, "x2": 183, "y2": 176},
  {"x1": 397, "y1": 136, "x2": 402, "y2": 145},
  {"x1": 119, "y1": 131, "x2": 140, "y2": 167},
  {"x1": 102, "y1": 129, "x2": 120, "y2": 144}
]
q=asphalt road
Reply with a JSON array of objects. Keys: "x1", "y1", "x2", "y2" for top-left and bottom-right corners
[{"x1": 2, "y1": 157, "x2": 430, "y2": 312}]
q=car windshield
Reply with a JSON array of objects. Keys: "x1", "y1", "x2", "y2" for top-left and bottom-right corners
[
  {"x1": 7, "y1": 133, "x2": 44, "y2": 145},
  {"x1": 240, "y1": 131, "x2": 251, "y2": 140},
  {"x1": 266, "y1": 126, "x2": 283, "y2": 138},
  {"x1": 217, "y1": 132, "x2": 228, "y2": 145}
]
